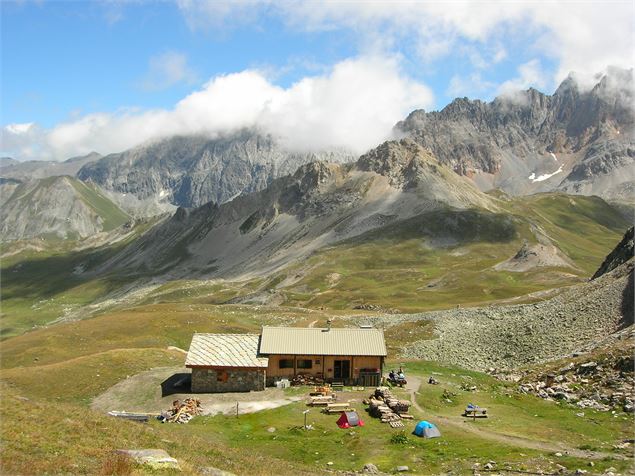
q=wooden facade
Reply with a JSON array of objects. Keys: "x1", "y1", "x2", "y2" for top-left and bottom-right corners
[{"x1": 266, "y1": 354, "x2": 383, "y2": 386}]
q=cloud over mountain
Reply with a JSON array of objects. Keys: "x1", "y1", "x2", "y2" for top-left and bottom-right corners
[{"x1": 1, "y1": 56, "x2": 433, "y2": 160}]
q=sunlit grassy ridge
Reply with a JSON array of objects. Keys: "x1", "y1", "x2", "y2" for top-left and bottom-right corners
[
  {"x1": 0, "y1": 348, "x2": 184, "y2": 405},
  {"x1": 0, "y1": 304, "x2": 332, "y2": 368}
]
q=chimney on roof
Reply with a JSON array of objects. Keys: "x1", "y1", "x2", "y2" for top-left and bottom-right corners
[{"x1": 326, "y1": 318, "x2": 333, "y2": 331}]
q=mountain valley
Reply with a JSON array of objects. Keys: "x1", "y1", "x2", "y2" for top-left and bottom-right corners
[{"x1": 1, "y1": 68, "x2": 633, "y2": 476}]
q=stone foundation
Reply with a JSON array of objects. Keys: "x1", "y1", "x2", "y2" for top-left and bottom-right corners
[{"x1": 191, "y1": 368, "x2": 266, "y2": 393}]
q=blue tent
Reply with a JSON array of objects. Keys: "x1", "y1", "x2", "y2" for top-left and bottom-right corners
[{"x1": 413, "y1": 420, "x2": 441, "y2": 438}]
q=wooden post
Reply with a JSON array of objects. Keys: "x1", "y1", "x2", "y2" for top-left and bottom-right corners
[
  {"x1": 323, "y1": 355, "x2": 326, "y2": 382},
  {"x1": 351, "y1": 355, "x2": 354, "y2": 386},
  {"x1": 236, "y1": 401, "x2": 239, "y2": 418}
]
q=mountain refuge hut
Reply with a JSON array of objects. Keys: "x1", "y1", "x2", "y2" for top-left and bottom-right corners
[{"x1": 185, "y1": 326, "x2": 387, "y2": 393}]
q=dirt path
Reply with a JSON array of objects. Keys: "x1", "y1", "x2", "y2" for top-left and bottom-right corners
[
  {"x1": 92, "y1": 366, "x2": 302, "y2": 415},
  {"x1": 405, "y1": 376, "x2": 625, "y2": 461}
]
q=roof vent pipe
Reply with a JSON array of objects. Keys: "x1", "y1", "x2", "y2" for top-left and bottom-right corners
[{"x1": 326, "y1": 318, "x2": 333, "y2": 331}]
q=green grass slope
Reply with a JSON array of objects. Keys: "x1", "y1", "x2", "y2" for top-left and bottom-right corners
[
  {"x1": 1, "y1": 383, "x2": 315, "y2": 476},
  {"x1": 255, "y1": 194, "x2": 629, "y2": 312},
  {"x1": 69, "y1": 179, "x2": 130, "y2": 231}
]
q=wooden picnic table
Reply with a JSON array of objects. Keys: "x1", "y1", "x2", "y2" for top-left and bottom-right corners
[{"x1": 463, "y1": 406, "x2": 488, "y2": 418}]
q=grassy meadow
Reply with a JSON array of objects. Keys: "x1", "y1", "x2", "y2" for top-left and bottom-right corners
[{"x1": 0, "y1": 192, "x2": 632, "y2": 474}]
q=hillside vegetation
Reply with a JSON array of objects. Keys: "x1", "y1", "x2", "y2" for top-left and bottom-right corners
[{"x1": 0, "y1": 193, "x2": 628, "y2": 339}]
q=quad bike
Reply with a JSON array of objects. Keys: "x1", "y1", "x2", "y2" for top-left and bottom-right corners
[{"x1": 387, "y1": 372, "x2": 407, "y2": 387}]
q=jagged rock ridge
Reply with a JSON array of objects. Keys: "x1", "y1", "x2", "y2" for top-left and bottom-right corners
[
  {"x1": 396, "y1": 66, "x2": 635, "y2": 201},
  {"x1": 77, "y1": 131, "x2": 355, "y2": 209},
  {"x1": 0, "y1": 152, "x2": 102, "y2": 181}
]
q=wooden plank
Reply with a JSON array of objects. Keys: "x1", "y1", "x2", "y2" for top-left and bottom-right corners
[
  {"x1": 323, "y1": 407, "x2": 353, "y2": 414},
  {"x1": 326, "y1": 402, "x2": 350, "y2": 409}
]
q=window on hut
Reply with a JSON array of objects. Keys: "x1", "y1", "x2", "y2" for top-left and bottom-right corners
[
  {"x1": 217, "y1": 370, "x2": 228, "y2": 382},
  {"x1": 279, "y1": 359, "x2": 294, "y2": 369},
  {"x1": 297, "y1": 359, "x2": 312, "y2": 369}
]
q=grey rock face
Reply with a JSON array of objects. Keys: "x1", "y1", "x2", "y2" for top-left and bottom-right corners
[
  {"x1": 77, "y1": 131, "x2": 354, "y2": 209},
  {"x1": 592, "y1": 227, "x2": 634, "y2": 280},
  {"x1": 95, "y1": 139, "x2": 495, "y2": 278},
  {"x1": 0, "y1": 176, "x2": 130, "y2": 241},
  {"x1": 396, "y1": 67, "x2": 635, "y2": 201}
]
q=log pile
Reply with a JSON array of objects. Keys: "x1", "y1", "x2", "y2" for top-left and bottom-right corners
[
  {"x1": 159, "y1": 398, "x2": 202, "y2": 424},
  {"x1": 367, "y1": 387, "x2": 412, "y2": 423},
  {"x1": 368, "y1": 399, "x2": 401, "y2": 422},
  {"x1": 291, "y1": 374, "x2": 325, "y2": 386}
]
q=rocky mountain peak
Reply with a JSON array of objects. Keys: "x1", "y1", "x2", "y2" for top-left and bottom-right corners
[
  {"x1": 394, "y1": 67, "x2": 635, "y2": 201},
  {"x1": 554, "y1": 74, "x2": 580, "y2": 98},
  {"x1": 355, "y1": 139, "x2": 437, "y2": 186},
  {"x1": 292, "y1": 161, "x2": 342, "y2": 193}
]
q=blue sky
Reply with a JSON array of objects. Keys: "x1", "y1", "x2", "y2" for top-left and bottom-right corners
[{"x1": 1, "y1": 1, "x2": 633, "y2": 160}]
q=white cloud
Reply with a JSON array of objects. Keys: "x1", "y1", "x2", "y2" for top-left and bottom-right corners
[
  {"x1": 139, "y1": 51, "x2": 198, "y2": 91},
  {"x1": 5, "y1": 122, "x2": 34, "y2": 134},
  {"x1": 176, "y1": 1, "x2": 634, "y2": 85},
  {"x1": 2, "y1": 56, "x2": 434, "y2": 160},
  {"x1": 0, "y1": 122, "x2": 48, "y2": 160},
  {"x1": 497, "y1": 59, "x2": 548, "y2": 97}
]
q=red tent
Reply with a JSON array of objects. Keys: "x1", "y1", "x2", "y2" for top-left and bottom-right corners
[{"x1": 336, "y1": 411, "x2": 364, "y2": 428}]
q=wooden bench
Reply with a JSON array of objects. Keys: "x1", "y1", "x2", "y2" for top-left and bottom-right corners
[{"x1": 331, "y1": 381, "x2": 344, "y2": 392}]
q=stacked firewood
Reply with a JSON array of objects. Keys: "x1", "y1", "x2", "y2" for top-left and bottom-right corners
[
  {"x1": 159, "y1": 398, "x2": 202, "y2": 424},
  {"x1": 374, "y1": 387, "x2": 393, "y2": 400},
  {"x1": 373, "y1": 388, "x2": 411, "y2": 412},
  {"x1": 366, "y1": 387, "x2": 412, "y2": 423},
  {"x1": 388, "y1": 399, "x2": 411, "y2": 414},
  {"x1": 291, "y1": 374, "x2": 325, "y2": 386}
]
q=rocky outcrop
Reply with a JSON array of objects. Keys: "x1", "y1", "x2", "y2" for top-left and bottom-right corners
[
  {"x1": 592, "y1": 227, "x2": 634, "y2": 279},
  {"x1": 515, "y1": 339, "x2": 635, "y2": 413},
  {"x1": 396, "y1": 67, "x2": 635, "y2": 201},
  {"x1": 77, "y1": 131, "x2": 354, "y2": 209},
  {"x1": 494, "y1": 240, "x2": 576, "y2": 272}
]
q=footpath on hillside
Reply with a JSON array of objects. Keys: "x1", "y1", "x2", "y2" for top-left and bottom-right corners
[{"x1": 404, "y1": 376, "x2": 627, "y2": 461}]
